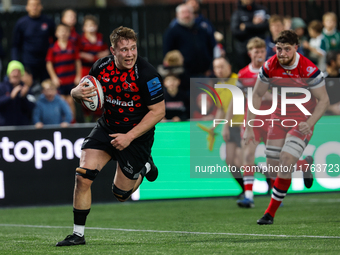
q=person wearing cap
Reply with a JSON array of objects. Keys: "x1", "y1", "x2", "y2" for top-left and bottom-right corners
[
  {"x1": 0, "y1": 60, "x2": 36, "y2": 126},
  {"x1": 291, "y1": 17, "x2": 308, "y2": 53}
]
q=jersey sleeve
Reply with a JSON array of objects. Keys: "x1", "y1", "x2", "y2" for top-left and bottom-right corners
[
  {"x1": 258, "y1": 64, "x2": 270, "y2": 84},
  {"x1": 303, "y1": 58, "x2": 325, "y2": 89},
  {"x1": 307, "y1": 69, "x2": 325, "y2": 89},
  {"x1": 89, "y1": 57, "x2": 108, "y2": 79},
  {"x1": 141, "y1": 73, "x2": 164, "y2": 106}
]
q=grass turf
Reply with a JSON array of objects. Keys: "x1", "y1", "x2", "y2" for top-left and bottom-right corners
[{"x1": 0, "y1": 192, "x2": 339, "y2": 254}]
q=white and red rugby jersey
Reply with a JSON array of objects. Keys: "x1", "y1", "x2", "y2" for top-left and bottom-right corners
[{"x1": 259, "y1": 52, "x2": 325, "y2": 115}]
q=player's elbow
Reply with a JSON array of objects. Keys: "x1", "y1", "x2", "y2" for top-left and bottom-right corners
[{"x1": 158, "y1": 107, "x2": 166, "y2": 121}]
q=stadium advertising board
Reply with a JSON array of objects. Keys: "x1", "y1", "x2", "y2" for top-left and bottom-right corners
[{"x1": 0, "y1": 118, "x2": 339, "y2": 206}]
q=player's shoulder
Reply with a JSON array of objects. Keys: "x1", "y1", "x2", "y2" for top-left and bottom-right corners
[
  {"x1": 92, "y1": 55, "x2": 114, "y2": 70},
  {"x1": 136, "y1": 56, "x2": 160, "y2": 81},
  {"x1": 16, "y1": 15, "x2": 30, "y2": 26},
  {"x1": 298, "y1": 53, "x2": 320, "y2": 78}
]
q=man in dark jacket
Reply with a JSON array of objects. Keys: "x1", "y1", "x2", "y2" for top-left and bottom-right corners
[
  {"x1": 231, "y1": 0, "x2": 269, "y2": 71},
  {"x1": 11, "y1": 0, "x2": 55, "y2": 82},
  {"x1": 163, "y1": 4, "x2": 215, "y2": 77},
  {"x1": 0, "y1": 61, "x2": 36, "y2": 126}
]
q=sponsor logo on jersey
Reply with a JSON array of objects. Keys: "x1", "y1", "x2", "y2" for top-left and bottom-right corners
[
  {"x1": 106, "y1": 96, "x2": 134, "y2": 106},
  {"x1": 306, "y1": 66, "x2": 316, "y2": 76},
  {"x1": 265, "y1": 61, "x2": 270, "y2": 70},
  {"x1": 147, "y1": 77, "x2": 162, "y2": 96},
  {"x1": 98, "y1": 59, "x2": 112, "y2": 69},
  {"x1": 41, "y1": 23, "x2": 48, "y2": 30},
  {"x1": 123, "y1": 161, "x2": 134, "y2": 174}
]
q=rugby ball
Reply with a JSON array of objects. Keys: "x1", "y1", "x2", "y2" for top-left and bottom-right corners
[{"x1": 80, "y1": 75, "x2": 104, "y2": 111}]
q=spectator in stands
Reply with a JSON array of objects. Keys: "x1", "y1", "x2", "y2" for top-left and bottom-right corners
[
  {"x1": 163, "y1": 73, "x2": 188, "y2": 122},
  {"x1": 0, "y1": 25, "x2": 5, "y2": 79},
  {"x1": 303, "y1": 20, "x2": 326, "y2": 71},
  {"x1": 283, "y1": 15, "x2": 292, "y2": 30},
  {"x1": 168, "y1": 0, "x2": 218, "y2": 58},
  {"x1": 61, "y1": 8, "x2": 80, "y2": 47},
  {"x1": 158, "y1": 50, "x2": 190, "y2": 96},
  {"x1": 291, "y1": 17, "x2": 308, "y2": 51},
  {"x1": 46, "y1": 23, "x2": 82, "y2": 121},
  {"x1": 214, "y1": 31, "x2": 226, "y2": 58},
  {"x1": 79, "y1": 15, "x2": 109, "y2": 77},
  {"x1": 265, "y1": 15, "x2": 304, "y2": 60},
  {"x1": 22, "y1": 66, "x2": 41, "y2": 100},
  {"x1": 11, "y1": 0, "x2": 55, "y2": 83},
  {"x1": 230, "y1": 0, "x2": 269, "y2": 70},
  {"x1": 33, "y1": 79, "x2": 72, "y2": 128},
  {"x1": 321, "y1": 12, "x2": 340, "y2": 52},
  {"x1": 324, "y1": 51, "x2": 340, "y2": 115},
  {"x1": 163, "y1": 4, "x2": 214, "y2": 77},
  {"x1": 0, "y1": 60, "x2": 36, "y2": 126}
]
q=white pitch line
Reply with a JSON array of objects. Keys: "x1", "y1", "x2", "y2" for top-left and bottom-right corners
[{"x1": 0, "y1": 224, "x2": 339, "y2": 239}]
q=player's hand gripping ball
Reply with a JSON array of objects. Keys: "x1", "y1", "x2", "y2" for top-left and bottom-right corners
[{"x1": 80, "y1": 75, "x2": 104, "y2": 111}]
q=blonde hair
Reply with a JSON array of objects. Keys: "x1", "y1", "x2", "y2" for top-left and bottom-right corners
[
  {"x1": 269, "y1": 14, "x2": 284, "y2": 25},
  {"x1": 308, "y1": 20, "x2": 323, "y2": 34},
  {"x1": 110, "y1": 26, "x2": 137, "y2": 48},
  {"x1": 323, "y1": 12, "x2": 337, "y2": 22},
  {"x1": 247, "y1": 37, "x2": 266, "y2": 51},
  {"x1": 41, "y1": 79, "x2": 57, "y2": 90},
  {"x1": 163, "y1": 50, "x2": 184, "y2": 66}
]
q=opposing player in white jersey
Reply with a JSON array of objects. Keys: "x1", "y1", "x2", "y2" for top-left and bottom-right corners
[{"x1": 243, "y1": 30, "x2": 329, "y2": 224}]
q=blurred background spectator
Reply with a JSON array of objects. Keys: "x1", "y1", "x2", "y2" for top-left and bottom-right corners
[
  {"x1": 163, "y1": 73, "x2": 189, "y2": 122},
  {"x1": 283, "y1": 15, "x2": 292, "y2": 30},
  {"x1": 46, "y1": 23, "x2": 81, "y2": 122},
  {"x1": 33, "y1": 79, "x2": 72, "y2": 128},
  {"x1": 230, "y1": 0, "x2": 269, "y2": 70},
  {"x1": 163, "y1": 4, "x2": 214, "y2": 78},
  {"x1": 324, "y1": 51, "x2": 340, "y2": 115},
  {"x1": 158, "y1": 50, "x2": 190, "y2": 95},
  {"x1": 79, "y1": 15, "x2": 109, "y2": 78},
  {"x1": 321, "y1": 12, "x2": 340, "y2": 52},
  {"x1": 0, "y1": 25, "x2": 5, "y2": 79},
  {"x1": 0, "y1": 60, "x2": 36, "y2": 126},
  {"x1": 11, "y1": 0, "x2": 55, "y2": 83},
  {"x1": 303, "y1": 20, "x2": 326, "y2": 71},
  {"x1": 291, "y1": 17, "x2": 308, "y2": 53},
  {"x1": 61, "y1": 8, "x2": 80, "y2": 47}
]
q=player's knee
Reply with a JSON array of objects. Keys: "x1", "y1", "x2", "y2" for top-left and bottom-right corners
[
  {"x1": 112, "y1": 184, "x2": 133, "y2": 202},
  {"x1": 76, "y1": 167, "x2": 99, "y2": 181},
  {"x1": 265, "y1": 145, "x2": 281, "y2": 162},
  {"x1": 281, "y1": 136, "x2": 306, "y2": 159}
]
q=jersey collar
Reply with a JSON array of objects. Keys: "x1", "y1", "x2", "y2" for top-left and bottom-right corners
[
  {"x1": 249, "y1": 63, "x2": 260, "y2": 73},
  {"x1": 279, "y1": 52, "x2": 300, "y2": 70}
]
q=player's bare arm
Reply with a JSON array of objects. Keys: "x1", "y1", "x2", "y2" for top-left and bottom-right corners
[
  {"x1": 243, "y1": 78, "x2": 269, "y2": 144},
  {"x1": 46, "y1": 61, "x2": 61, "y2": 87},
  {"x1": 299, "y1": 85, "x2": 330, "y2": 134},
  {"x1": 74, "y1": 59, "x2": 82, "y2": 85},
  {"x1": 110, "y1": 100, "x2": 166, "y2": 151},
  {"x1": 70, "y1": 81, "x2": 97, "y2": 104}
]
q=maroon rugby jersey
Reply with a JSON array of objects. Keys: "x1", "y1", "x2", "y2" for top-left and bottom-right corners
[
  {"x1": 259, "y1": 53, "x2": 325, "y2": 115},
  {"x1": 79, "y1": 33, "x2": 108, "y2": 73},
  {"x1": 89, "y1": 55, "x2": 164, "y2": 133},
  {"x1": 46, "y1": 40, "x2": 80, "y2": 86}
]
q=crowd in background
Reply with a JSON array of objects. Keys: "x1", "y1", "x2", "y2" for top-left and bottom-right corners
[{"x1": 1, "y1": 0, "x2": 340, "y2": 128}]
